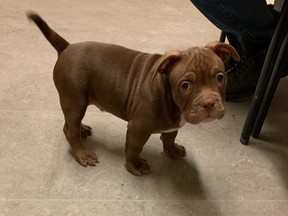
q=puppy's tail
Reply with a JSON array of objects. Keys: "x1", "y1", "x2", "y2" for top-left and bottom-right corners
[{"x1": 27, "y1": 11, "x2": 70, "y2": 54}]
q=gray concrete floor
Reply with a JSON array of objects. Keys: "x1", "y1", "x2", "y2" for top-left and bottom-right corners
[{"x1": 1, "y1": 0, "x2": 288, "y2": 215}]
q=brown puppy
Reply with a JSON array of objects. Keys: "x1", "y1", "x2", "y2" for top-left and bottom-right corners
[{"x1": 27, "y1": 12, "x2": 240, "y2": 176}]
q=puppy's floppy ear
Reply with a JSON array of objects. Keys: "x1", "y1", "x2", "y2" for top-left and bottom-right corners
[
  {"x1": 205, "y1": 41, "x2": 240, "y2": 62},
  {"x1": 152, "y1": 50, "x2": 182, "y2": 80}
]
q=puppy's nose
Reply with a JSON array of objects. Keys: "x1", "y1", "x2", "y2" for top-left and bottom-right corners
[{"x1": 200, "y1": 99, "x2": 216, "y2": 111}]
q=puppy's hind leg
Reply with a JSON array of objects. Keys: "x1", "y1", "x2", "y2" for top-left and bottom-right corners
[{"x1": 61, "y1": 95, "x2": 98, "y2": 167}]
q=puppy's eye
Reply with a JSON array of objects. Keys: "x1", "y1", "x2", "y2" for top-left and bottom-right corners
[
  {"x1": 216, "y1": 73, "x2": 225, "y2": 83},
  {"x1": 180, "y1": 81, "x2": 192, "y2": 92}
]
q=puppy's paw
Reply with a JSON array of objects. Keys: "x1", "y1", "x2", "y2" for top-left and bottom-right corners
[
  {"x1": 81, "y1": 124, "x2": 92, "y2": 139},
  {"x1": 125, "y1": 158, "x2": 150, "y2": 176},
  {"x1": 164, "y1": 143, "x2": 187, "y2": 159},
  {"x1": 72, "y1": 148, "x2": 99, "y2": 167}
]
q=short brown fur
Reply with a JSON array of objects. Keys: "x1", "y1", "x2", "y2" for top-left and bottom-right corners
[{"x1": 28, "y1": 12, "x2": 239, "y2": 176}]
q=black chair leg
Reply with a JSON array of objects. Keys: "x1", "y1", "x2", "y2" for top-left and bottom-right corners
[
  {"x1": 240, "y1": 53, "x2": 275, "y2": 144},
  {"x1": 252, "y1": 34, "x2": 288, "y2": 138},
  {"x1": 240, "y1": 0, "x2": 288, "y2": 145},
  {"x1": 219, "y1": 31, "x2": 226, "y2": 42},
  {"x1": 240, "y1": 34, "x2": 280, "y2": 145}
]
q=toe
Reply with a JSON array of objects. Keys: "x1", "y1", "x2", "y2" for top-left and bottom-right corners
[
  {"x1": 125, "y1": 163, "x2": 142, "y2": 176},
  {"x1": 139, "y1": 163, "x2": 150, "y2": 174}
]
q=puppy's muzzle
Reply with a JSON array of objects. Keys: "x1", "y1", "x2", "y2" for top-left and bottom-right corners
[{"x1": 184, "y1": 92, "x2": 225, "y2": 124}]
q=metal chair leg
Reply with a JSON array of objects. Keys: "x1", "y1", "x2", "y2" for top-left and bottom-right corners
[
  {"x1": 240, "y1": 0, "x2": 288, "y2": 145},
  {"x1": 219, "y1": 31, "x2": 226, "y2": 42},
  {"x1": 252, "y1": 34, "x2": 288, "y2": 138}
]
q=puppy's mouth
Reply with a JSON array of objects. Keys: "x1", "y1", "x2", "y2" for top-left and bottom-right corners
[
  {"x1": 180, "y1": 90, "x2": 226, "y2": 124},
  {"x1": 183, "y1": 103, "x2": 225, "y2": 124},
  {"x1": 201, "y1": 114, "x2": 216, "y2": 123}
]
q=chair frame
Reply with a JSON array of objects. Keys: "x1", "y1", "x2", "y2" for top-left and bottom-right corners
[
  {"x1": 219, "y1": 0, "x2": 288, "y2": 144},
  {"x1": 240, "y1": 0, "x2": 288, "y2": 144}
]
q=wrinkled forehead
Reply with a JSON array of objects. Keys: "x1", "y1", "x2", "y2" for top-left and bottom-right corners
[{"x1": 178, "y1": 47, "x2": 225, "y2": 75}]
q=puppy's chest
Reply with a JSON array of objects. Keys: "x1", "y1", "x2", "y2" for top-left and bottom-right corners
[{"x1": 156, "y1": 115, "x2": 187, "y2": 133}]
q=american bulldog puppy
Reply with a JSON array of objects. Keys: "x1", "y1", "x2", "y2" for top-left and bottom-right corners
[{"x1": 27, "y1": 12, "x2": 240, "y2": 176}]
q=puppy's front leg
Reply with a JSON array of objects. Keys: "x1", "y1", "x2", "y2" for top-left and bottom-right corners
[
  {"x1": 125, "y1": 122, "x2": 151, "y2": 176},
  {"x1": 161, "y1": 131, "x2": 187, "y2": 159}
]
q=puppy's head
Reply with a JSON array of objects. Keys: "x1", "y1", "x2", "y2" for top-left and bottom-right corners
[{"x1": 153, "y1": 41, "x2": 240, "y2": 124}]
